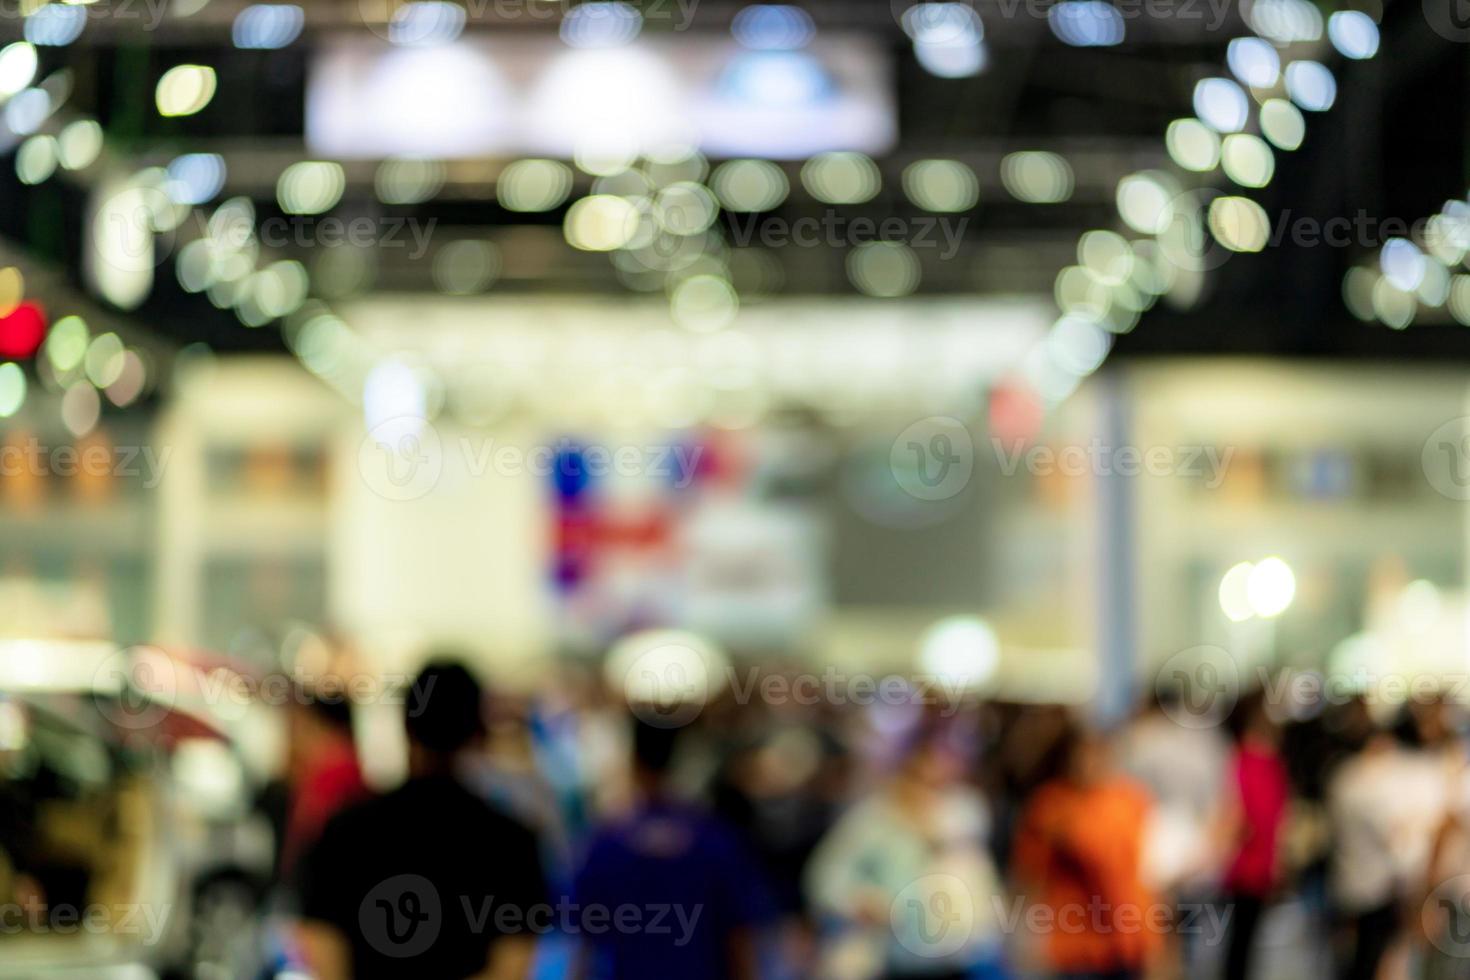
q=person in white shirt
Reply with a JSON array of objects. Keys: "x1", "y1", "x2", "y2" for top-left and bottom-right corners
[
  {"x1": 805, "y1": 716, "x2": 1004, "y2": 980},
  {"x1": 1328, "y1": 719, "x2": 1451, "y2": 980}
]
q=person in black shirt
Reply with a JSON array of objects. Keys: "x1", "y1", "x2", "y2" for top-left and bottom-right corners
[{"x1": 296, "y1": 661, "x2": 548, "y2": 980}]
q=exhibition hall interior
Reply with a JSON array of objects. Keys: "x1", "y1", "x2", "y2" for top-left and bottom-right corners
[{"x1": 0, "y1": 0, "x2": 1467, "y2": 978}]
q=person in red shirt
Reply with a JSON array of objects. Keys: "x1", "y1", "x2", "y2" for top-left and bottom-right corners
[
  {"x1": 280, "y1": 688, "x2": 370, "y2": 875},
  {"x1": 1219, "y1": 691, "x2": 1291, "y2": 980},
  {"x1": 1012, "y1": 722, "x2": 1161, "y2": 979}
]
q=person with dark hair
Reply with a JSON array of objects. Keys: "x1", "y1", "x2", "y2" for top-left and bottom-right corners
[
  {"x1": 571, "y1": 715, "x2": 771, "y2": 980},
  {"x1": 295, "y1": 661, "x2": 548, "y2": 980},
  {"x1": 1218, "y1": 691, "x2": 1291, "y2": 980}
]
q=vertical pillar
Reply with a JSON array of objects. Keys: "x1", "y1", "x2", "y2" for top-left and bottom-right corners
[{"x1": 1094, "y1": 372, "x2": 1137, "y2": 727}]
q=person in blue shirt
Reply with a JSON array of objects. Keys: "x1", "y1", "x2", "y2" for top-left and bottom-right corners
[{"x1": 571, "y1": 716, "x2": 771, "y2": 979}]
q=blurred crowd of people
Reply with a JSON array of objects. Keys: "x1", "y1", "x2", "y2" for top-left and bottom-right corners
[{"x1": 258, "y1": 660, "x2": 1470, "y2": 980}]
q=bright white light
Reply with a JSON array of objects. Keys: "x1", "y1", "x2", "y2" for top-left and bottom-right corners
[
  {"x1": 720, "y1": 49, "x2": 833, "y2": 105},
  {"x1": 1246, "y1": 0, "x2": 1322, "y2": 43},
  {"x1": 732, "y1": 5, "x2": 815, "y2": 50},
  {"x1": 526, "y1": 47, "x2": 683, "y2": 161},
  {"x1": 497, "y1": 158, "x2": 574, "y2": 211},
  {"x1": 711, "y1": 158, "x2": 789, "y2": 211},
  {"x1": 389, "y1": 1, "x2": 466, "y2": 46},
  {"x1": 1078, "y1": 229, "x2": 1133, "y2": 284},
  {"x1": 902, "y1": 0, "x2": 986, "y2": 78},
  {"x1": 1372, "y1": 276, "x2": 1414, "y2": 329},
  {"x1": 901, "y1": 2, "x2": 983, "y2": 43},
  {"x1": 277, "y1": 160, "x2": 345, "y2": 214},
  {"x1": 1381, "y1": 238, "x2": 1426, "y2": 292},
  {"x1": 1418, "y1": 260, "x2": 1450, "y2": 307},
  {"x1": 1259, "y1": 99, "x2": 1305, "y2": 151},
  {"x1": 375, "y1": 157, "x2": 444, "y2": 205},
  {"x1": 902, "y1": 159, "x2": 978, "y2": 212},
  {"x1": 1397, "y1": 579, "x2": 1441, "y2": 633},
  {"x1": 5, "y1": 88, "x2": 51, "y2": 135},
  {"x1": 1285, "y1": 60, "x2": 1335, "y2": 111},
  {"x1": 0, "y1": 43, "x2": 38, "y2": 98},
  {"x1": 1328, "y1": 10, "x2": 1378, "y2": 59},
  {"x1": 560, "y1": 2, "x2": 642, "y2": 48},
  {"x1": 25, "y1": 4, "x2": 85, "y2": 46},
  {"x1": 564, "y1": 194, "x2": 640, "y2": 251},
  {"x1": 914, "y1": 36, "x2": 987, "y2": 78},
  {"x1": 156, "y1": 65, "x2": 217, "y2": 117},
  {"x1": 233, "y1": 4, "x2": 305, "y2": 49},
  {"x1": 0, "y1": 362, "x2": 25, "y2": 417},
  {"x1": 1193, "y1": 78, "x2": 1249, "y2": 133},
  {"x1": 1047, "y1": 314, "x2": 1111, "y2": 375},
  {"x1": 57, "y1": 119, "x2": 102, "y2": 170},
  {"x1": 1048, "y1": 1, "x2": 1125, "y2": 47},
  {"x1": 166, "y1": 153, "x2": 226, "y2": 205},
  {"x1": 1226, "y1": 37, "x2": 1280, "y2": 88},
  {"x1": 15, "y1": 134, "x2": 56, "y2": 184},
  {"x1": 1208, "y1": 196, "x2": 1270, "y2": 252},
  {"x1": 917, "y1": 616, "x2": 1000, "y2": 690},
  {"x1": 86, "y1": 182, "x2": 154, "y2": 311},
  {"x1": 1247, "y1": 557, "x2": 1295, "y2": 618},
  {"x1": 363, "y1": 358, "x2": 428, "y2": 446},
  {"x1": 1221, "y1": 133, "x2": 1274, "y2": 188},
  {"x1": 1116, "y1": 171, "x2": 1174, "y2": 234},
  {"x1": 1220, "y1": 561, "x2": 1255, "y2": 622},
  {"x1": 604, "y1": 629, "x2": 729, "y2": 710},
  {"x1": 801, "y1": 151, "x2": 881, "y2": 204},
  {"x1": 670, "y1": 273, "x2": 739, "y2": 330},
  {"x1": 1001, "y1": 151, "x2": 1073, "y2": 203},
  {"x1": 1166, "y1": 118, "x2": 1220, "y2": 171}
]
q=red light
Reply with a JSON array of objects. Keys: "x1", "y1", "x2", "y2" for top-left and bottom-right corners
[{"x1": 0, "y1": 301, "x2": 46, "y2": 359}]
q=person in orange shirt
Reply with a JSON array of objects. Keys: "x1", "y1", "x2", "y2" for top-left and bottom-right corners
[{"x1": 1011, "y1": 723, "x2": 1162, "y2": 980}]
